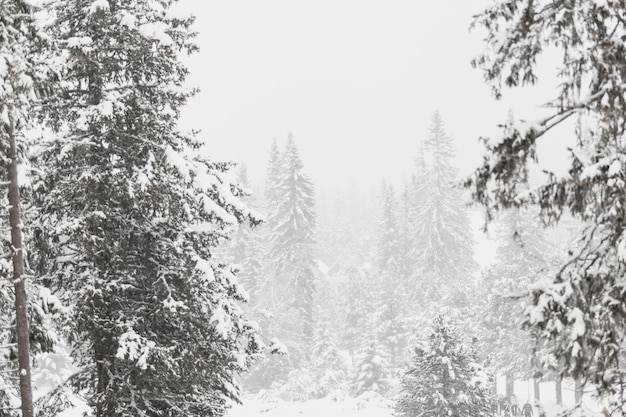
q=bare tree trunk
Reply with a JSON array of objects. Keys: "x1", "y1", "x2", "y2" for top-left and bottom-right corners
[
  {"x1": 506, "y1": 372, "x2": 515, "y2": 397},
  {"x1": 492, "y1": 375, "x2": 498, "y2": 395},
  {"x1": 555, "y1": 377, "x2": 562, "y2": 406},
  {"x1": 533, "y1": 378, "x2": 541, "y2": 402},
  {"x1": 7, "y1": 114, "x2": 34, "y2": 417},
  {"x1": 574, "y1": 379, "x2": 583, "y2": 405}
]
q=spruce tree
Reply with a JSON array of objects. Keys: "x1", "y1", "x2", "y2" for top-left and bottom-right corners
[
  {"x1": 32, "y1": 2, "x2": 262, "y2": 416},
  {"x1": 0, "y1": 2, "x2": 57, "y2": 415},
  {"x1": 310, "y1": 310, "x2": 345, "y2": 398},
  {"x1": 395, "y1": 315, "x2": 493, "y2": 417},
  {"x1": 466, "y1": 0, "x2": 626, "y2": 407},
  {"x1": 264, "y1": 139, "x2": 283, "y2": 230},
  {"x1": 227, "y1": 163, "x2": 264, "y2": 305},
  {"x1": 340, "y1": 266, "x2": 372, "y2": 361},
  {"x1": 376, "y1": 181, "x2": 400, "y2": 270},
  {"x1": 373, "y1": 181, "x2": 407, "y2": 368},
  {"x1": 477, "y1": 208, "x2": 557, "y2": 390},
  {"x1": 410, "y1": 112, "x2": 477, "y2": 312},
  {"x1": 352, "y1": 337, "x2": 389, "y2": 397},
  {"x1": 265, "y1": 134, "x2": 317, "y2": 362}
]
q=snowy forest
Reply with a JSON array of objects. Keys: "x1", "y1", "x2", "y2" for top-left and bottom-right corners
[{"x1": 2, "y1": 1, "x2": 626, "y2": 417}]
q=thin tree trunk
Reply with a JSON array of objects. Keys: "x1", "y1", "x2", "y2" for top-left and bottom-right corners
[
  {"x1": 492, "y1": 374, "x2": 498, "y2": 395},
  {"x1": 574, "y1": 379, "x2": 583, "y2": 405},
  {"x1": 506, "y1": 372, "x2": 514, "y2": 397},
  {"x1": 555, "y1": 377, "x2": 562, "y2": 406},
  {"x1": 7, "y1": 114, "x2": 34, "y2": 417},
  {"x1": 533, "y1": 378, "x2": 541, "y2": 402}
]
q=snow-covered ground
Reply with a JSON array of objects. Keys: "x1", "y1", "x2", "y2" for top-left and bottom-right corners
[
  {"x1": 228, "y1": 392, "x2": 392, "y2": 417},
  {"x1": 225, "y1": 377, "x2": 604, "y2": 417},
  {"x1": 42, "y1": 376, "x2": 604, "y2": 417}
]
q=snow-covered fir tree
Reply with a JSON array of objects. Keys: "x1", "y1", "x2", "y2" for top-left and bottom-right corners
[
  {"x1": 226, "y1": 163, "x2": 265, "y2": 305},
  {"x1": 395, "y1": 315, "x2": 493, "y2": 417},
  {"x1": 376, "y1": 181, "x2": 401, "y2": 271},
  {"x1": 264, "y1": 139, "x2": 283, "y2": 230},
  {"x1": 265, "y1": 134, "x2": 317, "y2": 362},
  {"x1": 317, "y1": 185, "x2": 375, "y2": 273},
  {"x1": 466, "y1": 0, "x2": 626, "y2": 408},
  {"x1": 409, "y1": 112, "x2": 477, "y2": 312},
  {"x1": 352, "y1": 336, "x2": 390, "y2": 397},
  {"x1": 373, "y1": 181, "x2": 408, "y2": 368},
  {"x1": 310, "y1": 308, "x2": 346, "y2": 398},
  {"x1": 375, "y1": 281, "x2": 407, "y2": 369},
  {"x1": 0, "y1": 2, "x2": 58, "y2": 415},
  {"x1": 340, "y1": 266, "x2": 372, "y2": 361},
  {"x1": 476, "y1": 207, "x2": 560, "y2": 397},
  {"x1": 31, "y1": 2, "x2": 262, "y2": 416}
]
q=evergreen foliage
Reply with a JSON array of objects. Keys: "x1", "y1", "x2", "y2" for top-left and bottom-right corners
[
  {"x1": 265, "y1": 134, "x2": 317, "y2": 360},
  {"x1": 0, "y1": 1, "x2": 57, "y2": 414},
  {"x1": 372, "y1": 182, "x2": 408, "y2": 368},
  {"x1": 352, "y1": 337, "x2": 389, "y2": 397},
  {"x1": 477, "y1": 208, "x2": 556, "y2": 382},
  {"x1": 310, "y1": 311, "x2": 346, "y2": 398},
  {"x1": 395, "y1": 315, "x2": 493, "y2": 417},
  {"x1": 31, "y1": 2, "x2": 262, "y2": 416},
  {"x1": 340, "y1": 266, "x2": 372, "y2": 360},
  {"x1": 409, "y1": 112, "x2": 477, "y2": 311},
  {"x1": 467, "y1": 0, "x2": 626, "y2": 406},
  {"x1": 376, "y1": 181, "x2": 401, "y2": 270},
  {"x1": 227, "y1": 163, "x2": 265, "y2": 305},
  {"x1": 264, "y1": 139, "x2": 283, "y2": 230}
]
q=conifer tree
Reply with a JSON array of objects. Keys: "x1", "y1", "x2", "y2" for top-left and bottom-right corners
[
  {"x1": 0, "y1": 2, "x2": 57, "y2": 415},
  {"x1": 264, "y1": 139, "x2": 283, "y2": 230},
  {"x1": 477, "y1": 208, "x2": 557, "y2": 390},
  {"x1": 410, "y1": 112, "x2": 477, "y2": 312},
  {"x1": 395, "y1": 315, "x2": 493, "y2": 417},
  {"x1": 32, "y1": 2, "x2": 262, "y2": 416},
  {"x1": 310, "y1": 309, "x2": 345, "y2": 398},
  {"x1": 376, "y1": 181, "x2": 400, "y2": 270},
  {"x1": 227, "y1": 163, "x2": 264, "y2": 305},
  {"x1": 466, "y1": 0, "x2": 626, "y2": 407},
  {"x1": 265, "y1": 134, "x2": 317, "y2": 361},
  {"x1": 341, "y1": 266, "x2": 371, "y2": 361},
  {"x1": 373, "y1": 181, "x2": 407, "y2": 368},
  {"x1": 352, "y1": 337, "x2": 389, "y2": 397}
]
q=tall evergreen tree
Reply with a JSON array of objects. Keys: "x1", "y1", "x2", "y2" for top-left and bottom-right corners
[
  {"x1": 340, "y1": 266, "x2": 372, "y2": 362},
  {"x1": 376, "y1": 181, "x2": 400, "y2": 271},
  {"x1": 227, "y1": 163, "x2": 264, "y2": 305},
  {"x1": 410, "y1": 112, "x2": 477, "y2": 312},
  {"x1": 0, "y1": 2, "x2": 57, "y2": 415},
  {"x1": 32, "y1": 2, "x2": 262, "y2": 416},
  {"x1": 310, "y1": 307, "x2": 345, "y2": 398},
  {"x1": 352, "y1": 336, "x2": 390, "y2": 397},
  {"x1": 476, "y1": 208, "x2": 557, "y2": 390},
  {"x1": 264, "y1": 139, "x2": 282, "y2": 230},
  {"x1": 373, "y1": 181, "x2": 407, "y2": 368},
  {"x1": 265, "y1": 134, "x2": 317, "y2": 361},
  {"x1": 466, "y1": 0, "x2": 626, "y2": 408},
  {"x1": 395, "y1": 315, "x2": 493, "y2": 417}
]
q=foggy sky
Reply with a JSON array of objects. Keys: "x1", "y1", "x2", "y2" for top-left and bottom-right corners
[{"x1": 177, "y1": 0, "x2": 568, "y2": 194}]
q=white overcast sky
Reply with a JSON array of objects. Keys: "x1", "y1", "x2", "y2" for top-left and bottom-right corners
[{"x1": 177, "y1": 0, "x2": 568, "y2": 193}]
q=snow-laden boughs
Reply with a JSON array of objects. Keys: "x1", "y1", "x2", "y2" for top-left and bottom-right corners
[
  {"x1": 475, "y1": 208, "x2": 558, "y2": 385},
  {"x1": 376, "y1": 181, "x2": 401, "y2": 271},
  {"x1": 466, "y1": 0, "x2": 626, "y2": 406},
  {"x1": 31, "y1": 1, "x2": 262, "y2": 416},
  {"x1": 394, "y1": 315, "x2": 493, "y2": 417},
  {"x1": 0, "y1": 1, "x2": 58, "y2": 415},
  {"x1": 263, "y1": 134, "x2": 317, "y2": 363},
  {"x1": 352, "y1": 337, "x2": 390, "y2": 397},
  {"x1": 408, "y1": 112, "x2": 477, "y2": 311},
  {"x1": 223, "y1": 163, "x2": 265, "y2": 306}
]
